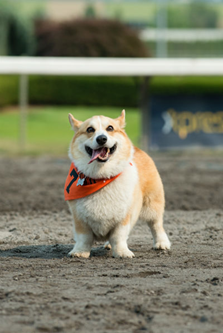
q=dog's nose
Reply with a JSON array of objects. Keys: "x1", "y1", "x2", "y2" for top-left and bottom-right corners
[{"x1": 96, "y1": 135, "x2": 107, "y2": 145}]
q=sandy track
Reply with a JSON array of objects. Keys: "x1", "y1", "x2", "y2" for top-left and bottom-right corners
[{"x1": 0, "y1": 155, "x2": 223, "y2": 332}]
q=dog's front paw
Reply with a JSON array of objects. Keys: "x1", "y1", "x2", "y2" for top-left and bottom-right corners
[
  {"x1": 112, "y1": 248, "x2": 135, "y2": 258},
  {"x1": 153, "y1": 238, "x2": 171, "y2": 250},
  {"x1": 153, "y1": 232, "x2": 171, "y2": 250},
  {"x1": 68, "y1": 249, "x2": 90, "y2": 258},
  {"x1": 103, "y1": 241, "x2": 112, "y2": 250}
]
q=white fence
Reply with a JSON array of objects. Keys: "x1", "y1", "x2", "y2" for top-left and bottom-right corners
[
  {"x1": 1, "y1": 57, "x2": 223, "y2": 76},
  {"x1": 140, "y1": 29, "x2": 223, "y2": 42},
  {"x1": 1, "y1": 56, "x2": 223, "y2": 150}
]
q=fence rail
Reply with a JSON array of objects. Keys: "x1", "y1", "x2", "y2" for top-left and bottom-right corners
[
  {"x1": 1, "y1": 57, "x2": 223, "y2": 76},
  {"x1": 140, "y1": 29, "x2": 223, "y2": 42}
]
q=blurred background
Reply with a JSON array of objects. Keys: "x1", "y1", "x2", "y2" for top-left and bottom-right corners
[{"x1": 0, "y1": 0, "x2": 223, "y2": 155}]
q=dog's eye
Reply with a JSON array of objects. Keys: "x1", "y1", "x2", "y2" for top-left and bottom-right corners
[
  {"x1": 106, "y1": 125, "x2": 114, "y2": 132},
  {"x1": 86, "y1": 127, "x2": 95, "y2": 133}
]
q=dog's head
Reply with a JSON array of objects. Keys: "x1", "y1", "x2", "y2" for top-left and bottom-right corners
[{"x1": 68, "y1": 110, "x2": 133, "y2": 179}]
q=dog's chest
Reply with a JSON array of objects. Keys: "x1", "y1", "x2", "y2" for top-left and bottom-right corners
[{"x1": 75, "y1": 165, "x2": 138, "y2": 237}]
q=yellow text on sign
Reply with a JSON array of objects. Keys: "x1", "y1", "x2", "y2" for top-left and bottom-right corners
[{"x1": 167, "y1": 109, "x2": 223, "y2": 139}]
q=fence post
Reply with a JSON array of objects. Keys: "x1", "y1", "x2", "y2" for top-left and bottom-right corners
[
  {"x1": 140, "y1": 76, "x2": 150, "y2": 152},
  {"x1": 19, "y1": 74, "x2": 28, "y2": 151}
]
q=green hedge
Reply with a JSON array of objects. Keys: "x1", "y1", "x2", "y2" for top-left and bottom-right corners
[
  {"x1": 150, "y1": 76, "x2": 223, "y2": 95},
  {"x1": 29, "y1": 76, "x2": 141, "y2": 107},
  {"x1": 1, "y1": 75, "x2": 223, "y2": 108},
  {"x1": 0, "y1": 75, "x2": 141, "y2": 108},
  {"x1": 0, "y1": 76, "x2": 19, "y2": 106}
]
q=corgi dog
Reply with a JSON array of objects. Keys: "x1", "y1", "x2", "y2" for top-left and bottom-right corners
[{"x1": 64, "y1": 110, "x2": 171, "y2": 258}]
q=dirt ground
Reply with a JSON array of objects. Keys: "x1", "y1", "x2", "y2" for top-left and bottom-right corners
[{"x1": 0, "y1": 153, "x2": 223, "y2": 333}]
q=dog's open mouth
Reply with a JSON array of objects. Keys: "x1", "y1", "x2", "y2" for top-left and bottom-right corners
[{"x1": 85, "y1": 144, "x2": 117, "y2": 164}]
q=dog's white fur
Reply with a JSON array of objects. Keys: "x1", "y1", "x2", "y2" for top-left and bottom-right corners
[{"x1": 67, "y1": 110, "x2": 171, "y2": 258}]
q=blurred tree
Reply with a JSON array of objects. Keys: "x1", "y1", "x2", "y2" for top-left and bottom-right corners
[
  {"x1": 35, "y1": 18, "x2": 149, "y2": 57},
  {"x1": 7, "y1": 15, "x2": 32, "y2": 55},
  {"x1": 0, "y1": 12, "x2": 7, "y2": 54},
  {"x1": 0, "y1": 1, "x2": 10, "y2": 55},
  {"x1": 0, "y1": 0, "x2": 44, "y2": 55},
  {"x1": 84, "y1": 5, "x2": 96, "y2": 18},
  {"x1": 168, "y1": 3, "x2": 218, "y2": 29},
  {"x1": 114, "y1": 8, "x2": 123, "y2": 21}
]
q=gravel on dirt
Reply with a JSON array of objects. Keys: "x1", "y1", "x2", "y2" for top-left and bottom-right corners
[{"x1": 0, "y1": 154, "x2": 223, "y2": 333}]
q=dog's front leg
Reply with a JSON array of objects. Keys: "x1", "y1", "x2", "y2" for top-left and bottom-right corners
[
  {"x1": 109, "y1": 220, "x2": 135, "y2": 258},
  {"x1": 69, "y1": 218, "x2": 93, "y2": 258}
]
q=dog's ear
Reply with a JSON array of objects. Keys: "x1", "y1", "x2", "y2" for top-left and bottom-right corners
[
  {"x1": 68, "y1": 113, "x2": 83, "y2": 132},
  {"x1": 116, "y1": 109, "x2": 126, "y2": 128}
]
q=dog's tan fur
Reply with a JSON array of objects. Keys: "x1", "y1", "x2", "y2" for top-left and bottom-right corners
[{"x1": 67, "y1": 110, "x2": 171, "y2": 258}]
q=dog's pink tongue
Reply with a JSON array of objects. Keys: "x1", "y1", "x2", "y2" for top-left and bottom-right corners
[{"x1": 88, "y1": 148, "x2": 105, "y2": 164}]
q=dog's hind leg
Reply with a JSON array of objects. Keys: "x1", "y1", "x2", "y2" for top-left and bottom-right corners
[
  {"x1": 147, "y1": 212, "x2": 171, "y2": 250},
  {"x1": 140, "y1": 183, "x2": 171, "y2": 250}
]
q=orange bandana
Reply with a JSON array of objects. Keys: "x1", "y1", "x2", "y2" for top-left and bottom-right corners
[{"x1": 64, "y1": 163, "x2": 121, "y2": 201}]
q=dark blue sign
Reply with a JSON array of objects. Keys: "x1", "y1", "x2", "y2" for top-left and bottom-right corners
[{"x1": 150, "y1": 95, "x2": 223, "y2": 149}]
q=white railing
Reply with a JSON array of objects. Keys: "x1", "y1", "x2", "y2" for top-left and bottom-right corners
[
  {"x1": 1, "y1": 56, "x2": 223, "y2": 76},
  {"x1": 140, "y1": 29, "x2": 223, "y2": 42}
]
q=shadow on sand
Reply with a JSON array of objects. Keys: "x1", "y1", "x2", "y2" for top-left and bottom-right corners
[{"x1": 0, "y1": 244, "x2": 110, "y2": 259}]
